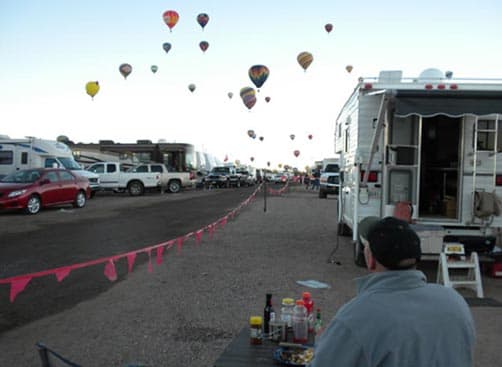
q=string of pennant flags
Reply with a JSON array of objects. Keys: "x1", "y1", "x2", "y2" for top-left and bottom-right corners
[{"x1": 0, "y1": 183, "x2": 282, "y2": 303}]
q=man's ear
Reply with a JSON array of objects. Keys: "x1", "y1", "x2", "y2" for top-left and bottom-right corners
[{"x1": 364, "y1": 245, "x2": 377, "y2": 271}]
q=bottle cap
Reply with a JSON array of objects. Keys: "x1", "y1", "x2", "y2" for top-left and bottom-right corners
[
  {"x1": 302, "y1": 291, "x2": 311, "y2": 299},
  {"x1": 282, "y1": 298, "x2": 294, "y2": 306},
  {"x1": 250, "y1": 316, "x2": 263, "y2": 326},
  {"x1": 295, "y1": 299, "x2": 305, "y2": 306}
]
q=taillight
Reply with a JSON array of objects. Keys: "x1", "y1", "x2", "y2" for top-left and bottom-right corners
[
  {"x1": 360, "y1": 170, "x2": 378, "y2": 183},
  {"x1": 496, "y1": 175, "x2": 502, "y2": 186}
]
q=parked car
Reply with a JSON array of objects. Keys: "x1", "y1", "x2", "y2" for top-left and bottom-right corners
[
  {"x1": 236, "y1": 168, "x2": 256, "y2": 186},
  {"x1": 203, "y1": 166, "x2": 241, "y2": 188},
  {"x1": 0, "y1": 168, "x2": 91, "y2": 214}
]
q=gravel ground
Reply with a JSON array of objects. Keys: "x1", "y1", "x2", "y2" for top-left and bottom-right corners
[{"x1": 0, "y1": 186, "x2": 501, "y2": 366}]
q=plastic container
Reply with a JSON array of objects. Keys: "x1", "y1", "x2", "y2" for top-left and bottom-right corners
[
  {"x1": 249, "y1": 316, "x2": 263, "y2": 345},
  {"x1": 280, "y1": 298, "x2": 295, "y2": 327},
  {"x1": 302, "y1": 291, "x2": 314, "y2": 332},
  {"x1": 292, "y1": 299, "x2": 308, "y2": 343}
]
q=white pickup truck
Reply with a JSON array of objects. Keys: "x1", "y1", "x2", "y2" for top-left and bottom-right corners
[{"x1": 86, "y1": 162, "x2": 193, "y2": 195}]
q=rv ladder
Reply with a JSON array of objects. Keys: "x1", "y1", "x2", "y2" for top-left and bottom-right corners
[{"x1": 437, "y1": 246, "x2": 484, "y2": 298}]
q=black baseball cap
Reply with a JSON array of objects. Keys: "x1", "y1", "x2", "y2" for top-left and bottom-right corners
[{"x1": 359, "y1": 216, "x2": 421, "y2": 270}]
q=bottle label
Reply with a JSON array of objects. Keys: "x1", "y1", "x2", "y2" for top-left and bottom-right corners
[{"x1": 250, "y1": 327, "x2": 262, "y2": 339}]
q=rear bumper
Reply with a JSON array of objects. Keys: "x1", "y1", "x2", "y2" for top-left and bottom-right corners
[{"x1": 320, "y1": 184, "x2": 339, "y2": 194}]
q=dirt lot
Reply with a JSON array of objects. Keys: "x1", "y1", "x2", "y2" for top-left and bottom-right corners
[{"x1": 0, "y1": 185, "x2": 501, "y2": 366}]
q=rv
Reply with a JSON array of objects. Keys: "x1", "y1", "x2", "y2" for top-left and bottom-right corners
[
  {"x1": 335, "y1": 69, "x2": 502, "y2": 264},
  {"x1": 0, "y1": 136, "x2": 100, "y2": 194}
]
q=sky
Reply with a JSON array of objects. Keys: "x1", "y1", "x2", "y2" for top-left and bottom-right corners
[{"x1": 1, "y1": 0, "x2": 501, "y2": 170}]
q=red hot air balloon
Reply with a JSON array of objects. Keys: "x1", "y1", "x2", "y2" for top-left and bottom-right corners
[
  {"x1": 197, "y1": 13, "x2": 209, "y2": 30},
  {"x1": 163, "y1": 10, "x2": 179, "y2": 32},
  {"x1": 224, "y1": 154, "x2": 228, "y2": 162},
  {"x1": 325, "y1": 23, "x2": 333, "y2": 33},
  {"x1": 294, "y1": 150, "x2": 300, "y2": 157},
  {"x1": 199, "y1": 41, "x2": 209, "y2": 53}
]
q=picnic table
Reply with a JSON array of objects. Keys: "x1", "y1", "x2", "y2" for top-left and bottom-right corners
[{"x1": 213, "y1": 327, "x2": 314, "y2": 367}]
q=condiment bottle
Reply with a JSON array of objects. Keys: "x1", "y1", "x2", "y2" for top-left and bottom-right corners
[
  {"x1": 302, "y1": 291, "x2": 314, "y2": 332},
  {"x1": 263, "y1": 293, "x2": 274, "y2": 335},
  {"x1": 249, "y1": 316, "x2": 263, "y2": 345},
  {"x1": 314, "y1": 308, "x2": 323, "y2": 344},
  {"x1": 280, "y1": 297, "x2": 295, "y2": 328},
  {"x1": 292, "y1": 299, "x2": 308, "y2": 343}
]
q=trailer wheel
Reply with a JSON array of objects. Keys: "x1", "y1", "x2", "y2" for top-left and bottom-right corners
[
  {"x1": 354, "y1": 240, "x2": 367, "y2": 267},
  {"x1": 168, "y1": 180, "x2": 181, "y2": 193},
  {"x1": 128, "y1": 181, "x2": 144, "y2": 196}
]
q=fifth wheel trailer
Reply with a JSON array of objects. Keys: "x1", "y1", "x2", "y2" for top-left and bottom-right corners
[{"x1": 334, "y1": 69, "x2": 502, "y2": 265}]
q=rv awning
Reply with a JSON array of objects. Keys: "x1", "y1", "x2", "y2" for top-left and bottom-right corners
[{"x1": 393, "y1": 90, "x2": 502, "y2": 118}]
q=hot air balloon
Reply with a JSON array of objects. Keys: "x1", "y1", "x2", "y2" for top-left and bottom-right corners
[
  {"x1": 162, "y1": 42, "x2": 172, "y2": 54},
  {"x1": 259, "y1": 136, "x2": 264, "y2": 141},
  {"x1": 267, "y1": 161, "x2": 271, "y2": 167},
  {"x1": 325, "y1": 23, "x2": 333, "y2": 33},
  {"x1": 247, "y1": 129, "x2": 255, "y2": 138},
  {"x1": 297, "y1": 52, "x2": 313, "y2": 72},
  {"x1": 293, "y1": 150, "x2": 300, "y2": 157},
  {"x1": 197, "y1": 13, "x2": 209, "y2": 30},
  {"x1": 188, "y1": 83, "x2": 196, "y2": 93},
  {"x1": 265, "y1": 96, "x2": 271, "y2": 103},
  {"x1": 240, "y1": 86, "x2": 257, "y2": 110},
  {"x1": 163, "y1": 10, "x2": 179, "y2": 32},
  {"x1": 224, "y1": 154, "x2": 228, "y2": 162},
  {"x1": 119, "y1": 63, "x2": 132, "y2": 79},
  {"x1": 227, "y1": 92, "x2": 233, "y2": 99},
  {"x1": 278, "y1": 164, "x2": 283, "y2": 168},
  {"x1": 199, "y1": 41, "x2": 209, "y2": 53},
  {"x1": 151, "y1": 65, "x2": 158, "y2": 74},
  {"x1": 345, "y1": 65, "x2": 353, "y2": 73},
  {"x1": 308, "y1": 134, "x2": 313, "y2": 140},
  {"x1": 290, "y1": 134, "x2": 295, "y2": 140},
  {"x1": 85, "y1": 81, "x2": 100, "y2": 100},
  {"x1": 248, "y1": 65, "x2": 270, "y2": 90},
  {"x1": 250, "y1": 157, "x2": 255, "y2": 162}
]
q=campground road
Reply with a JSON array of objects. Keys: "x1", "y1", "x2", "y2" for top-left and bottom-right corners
[{"x1": 0, "y1": 186, "x2": 258, "y2": 334}]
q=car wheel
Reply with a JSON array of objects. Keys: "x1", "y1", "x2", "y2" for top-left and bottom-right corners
[
  {"x1": 73, "y1": 190, "x2": 87, "y2": 208},
  {"x1": 354, "y1": 240, "x2": 367, "y2": 267},
  {"x1": 25, "y1": 195, "x2": 41, "y2": 215},
  {"x1": 128, "y1": 181, "x2": 144, "y2": 196},
  {"x1": 168, "y1": 180, "x2": 181, "y2": 193},
  {"x1": 225, "y1": 179, "x2": 230, "y2": 188}
]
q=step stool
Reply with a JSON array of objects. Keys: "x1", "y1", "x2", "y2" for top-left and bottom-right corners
[{"x1": 437, "y1": 243, "x2": 484, "y2": 298}]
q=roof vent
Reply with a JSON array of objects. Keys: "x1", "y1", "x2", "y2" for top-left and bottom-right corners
[
  {"x1": 418, "y1": 68, "x2": 444, "y2": 82},
  {"x1": 136, "y1": 140, "x2": 152, "y2": 144},
  {"x1": 378, "y1": 70, "x2": 402, "y2": 83}
]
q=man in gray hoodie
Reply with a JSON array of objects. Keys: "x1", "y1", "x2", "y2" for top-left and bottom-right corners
[{"x1": 311, "y1": 216, "x2": 475, "y2": 367}]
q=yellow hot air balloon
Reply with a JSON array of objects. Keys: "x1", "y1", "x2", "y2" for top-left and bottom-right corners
[
  {"x1": 297, "y1": 52, "x2": 313, "y2": 72},
  {"x1": 85, "y1": 81, "x2": 100, "y2": 100}
]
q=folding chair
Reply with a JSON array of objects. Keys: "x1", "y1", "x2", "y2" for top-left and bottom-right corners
[{"x1": 36, "y1": 342, "x2": 81, "y2": 367}]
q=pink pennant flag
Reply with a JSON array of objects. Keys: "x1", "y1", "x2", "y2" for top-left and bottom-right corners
[
  {"x1": 147, "y1": 249, "x2": 153, "y2": 273},
  {"x1": 156, "y1": 246, "x2": 165, "y2": 265},
  {"x1": 9, "y1": 277, "x2": 32, "y2": 303},
  {"x1": 127, "y1": 252, "x2": 137, "y2": 273},
  {"x1": 176, "y1": 237, "x2": 184, "y2": 255},
  {"x1": 165, "y1": 239, "x2": 176, "y2": 250},
  {"x1": 220, "y1": 216, "x2": 228, "y2": 230},
  {"x1": 104, "y1": 260, "x2": 117, "y2": 282},
  {"x1": 195, "y1": 229, "x2": 204, "y2": 245},
  {"x1": 54, "y1": 267, "x2": 71, "y2": 282}
]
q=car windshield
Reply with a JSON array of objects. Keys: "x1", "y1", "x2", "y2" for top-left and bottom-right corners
[
  {"x1": 1, "y1": 170, "x2": 41, "y2": 183},
  {"x1": 58, "y1": 157, "x2": 82, "y2": 170},
  {"x1": 212, "y1": 167, "x2": 229, "y2": 174},
  {"x1": 325, "y1": 164, "x2": 340, "y2": 173}
]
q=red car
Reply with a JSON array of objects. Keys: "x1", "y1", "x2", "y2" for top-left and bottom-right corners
[{"x1": 0, "y1": 168, "x2": 91, "y2": 214}]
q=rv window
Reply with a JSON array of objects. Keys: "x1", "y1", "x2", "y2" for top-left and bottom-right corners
[
  {"x1": 21, "y1": 152, "x2": 28, "y2": 164},
  {"x1": 45, "y1": 158, "x2": 58, "y2": 168},
  {"x1": 477, "y1": 119, "x2": 495, "y2": 151},
  {"x1": 0, "y1": 151, "x2": 13, "y2": 165}
]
